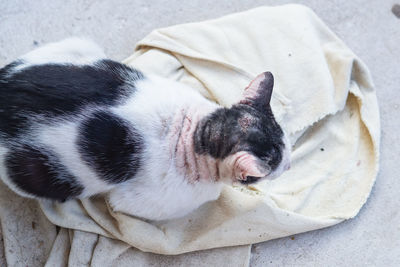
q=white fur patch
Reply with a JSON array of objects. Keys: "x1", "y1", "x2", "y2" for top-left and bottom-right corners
[
  {"x1": 15, "y1": 37, "x2": 105, "y2": 72},
  {"x1": 108, "y1": 76, "x2": 223, "y2": 220}
]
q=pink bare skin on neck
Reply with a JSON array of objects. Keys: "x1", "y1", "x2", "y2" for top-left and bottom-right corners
[{"x1": 168, "y1": 106, "x2": 220, "y2": 183}]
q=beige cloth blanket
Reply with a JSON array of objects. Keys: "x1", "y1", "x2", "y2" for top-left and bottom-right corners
[{"x1": 0, "y1": 4, "x2": 379, "y2": 265}]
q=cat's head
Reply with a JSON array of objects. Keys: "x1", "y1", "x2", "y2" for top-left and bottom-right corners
[{"x1": 194, "y1": 72, "x2": 291, "y2": 184}]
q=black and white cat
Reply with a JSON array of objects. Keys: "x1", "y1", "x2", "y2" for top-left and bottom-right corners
[{"x1": 0, "y1": 38, "x2": 290, "y2": 220}]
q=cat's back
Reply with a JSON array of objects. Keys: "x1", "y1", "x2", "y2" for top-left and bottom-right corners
[
  {"x1": 0, "y1": 39, "x2": 146, "y2": 201},
  {"x1": 0, "y1": 58, "x2": 143, "y2": 137}
]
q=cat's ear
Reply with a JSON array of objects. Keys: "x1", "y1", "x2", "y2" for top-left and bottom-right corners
[
  {"x1": 233, "y1": 151, "x2": 266, "y2": 181},
  {"x1": 239, "y1": 72, "x2": 274, "y2": 109},
  {"x1": 221, "y1": 151, "x2": 267, "y2": 182}
]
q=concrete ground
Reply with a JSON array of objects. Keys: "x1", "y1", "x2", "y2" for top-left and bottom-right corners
[{"x1": 1, "y1": 0, "x2": 399, "y2": 266}]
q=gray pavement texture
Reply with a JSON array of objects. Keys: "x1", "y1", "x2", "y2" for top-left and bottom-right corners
[{"x1": 0, "y1": 0, "x2": 399, "y2": 266}]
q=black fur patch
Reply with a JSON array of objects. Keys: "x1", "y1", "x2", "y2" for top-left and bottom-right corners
[
  {"x1": 5, "y1": 145, "x2": 83, "y2": 201},
  {"x1": 0, "y1": 60, "x2": 143, "y2": 138},
  {"x1": 194, "y1": 104, "x2": 284, "y2": 171},
  {"x1": 78, "y1": 111, "x2": 143, "y2": 183},
  {"x1": 0, "y1": 60, "x2": 23, "y2": 79}
]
